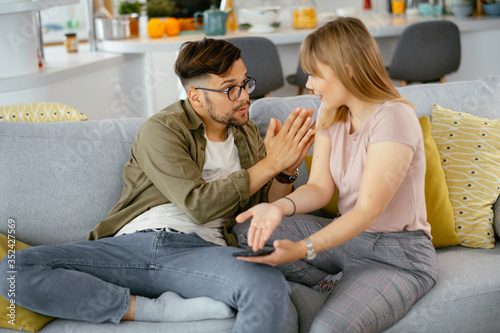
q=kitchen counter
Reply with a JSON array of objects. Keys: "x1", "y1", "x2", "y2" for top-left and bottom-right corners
[
  {"x1": 99, "y1": 13, "x2": 500, "y2": 54},
  {"x1": 0, "y1": 45, "x2": 149, "y2": 120},
  {"x1": 2, "y1": 12, "x2": 499, "y2": 120},
  {"x1": 0, "y1": 45, "x2": 132, "y2": 94}
]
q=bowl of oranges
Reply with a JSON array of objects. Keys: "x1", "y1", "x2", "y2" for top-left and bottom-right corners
[{"x1": 147, "y1": 17, "x2": 181, "y2": 38}]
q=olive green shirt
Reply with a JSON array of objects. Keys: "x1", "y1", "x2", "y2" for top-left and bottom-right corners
[{"x1": 88, "y1": 99, "x2": 271, "y2": 247}]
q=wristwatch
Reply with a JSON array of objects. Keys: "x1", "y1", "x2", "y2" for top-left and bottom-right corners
[
  {"x1": 275, "y1": 169, "x2": 299, "y2": 184},
  {"x1": 303, "y1": 237, "x2": 316, "y2": 260}
]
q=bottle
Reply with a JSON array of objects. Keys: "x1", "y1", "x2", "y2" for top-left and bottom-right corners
[
  {"x1": 291, "y1": 0, "x2": 317, "y2": 29},
  {"x1": 220, "y1": 0, "x2": 238, "y2": 31},
  {"x1": 64, "y1": 33, "x2": 78, "y2": 53},
  {"x1": 364, "y1": 0, "x2": 372, "y2": 10}
]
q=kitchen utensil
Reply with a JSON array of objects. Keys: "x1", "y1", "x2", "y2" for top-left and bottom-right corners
[{"x1": 194, "y1": 5, "x2": 232, "y2": 36}]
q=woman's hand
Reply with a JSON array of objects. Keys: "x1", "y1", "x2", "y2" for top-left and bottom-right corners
[
  {"x1": 263, "y1": 108, "x2": 315, "y2": 174},
  {"x1": 235, "y1": 239, "x2": 306, "y2": 266},
  {"x1": 235, "y1": 203, "x2": 284, "y2": 252}
]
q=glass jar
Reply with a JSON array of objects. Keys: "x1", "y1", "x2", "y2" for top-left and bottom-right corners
[
  {"x1": 63, "y1": 33, "x2": 78, "y2": 53},
  {"x1": 291, "y1": 0, "x2": 317, "y2": 29}
]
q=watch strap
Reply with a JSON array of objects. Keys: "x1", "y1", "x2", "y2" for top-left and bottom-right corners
[
  {"x1": 304, "y1": 237, "x2": 316, "y2": 260},
  {"x1": 275, "y1": 169, "x2": 299, "y2": 184}
]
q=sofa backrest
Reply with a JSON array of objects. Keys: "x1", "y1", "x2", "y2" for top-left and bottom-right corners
[
  {"x1": 249, "y1": 76, "x2": 500, "y2": 187},
  {"x1": 0, "y1": 118, "x2": 144, "y2": 245},
  {"x1": 249, "y1": 76, "x2": 500, "y2": 237},
  {"x1": 2, "y1": 77, "x2": 499, "y2": 246},
  {"x1": 399, "y1": 75, "x2": 500, "y2": 119}
]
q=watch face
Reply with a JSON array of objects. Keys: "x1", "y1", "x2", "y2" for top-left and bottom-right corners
[{"x1": 307, "y1": 251, "x2": 316, "y2": 260}]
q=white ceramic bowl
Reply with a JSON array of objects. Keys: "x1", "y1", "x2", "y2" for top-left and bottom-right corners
[
  {"x1": 452, "y1": 4, "x2": 473, "y2": 18},
  {"x1": 482, "y1": 3, "x2": 500, "y2": 16},
  {"x1": 239, "y1": 6, "x2": 281, "y2": 34}
]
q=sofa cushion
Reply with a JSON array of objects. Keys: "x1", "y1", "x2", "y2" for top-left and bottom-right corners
[
  {"x1": 0, "y1": 103, "x2": 88, "y2": 122},
  {"x1": 0, "y1": 119, "x2": 144, "y2": 245},
  {"x1": 419, "y1": 116, "x2": 460, "y2": 248},
  {"x1": 384, "y1": 245, "x2": 500, "y2": 333},
  {"x1": 304, "y1": 155, "x2": 339, "y2": 218},
  {"x1": 398, "y1": 75, "x2": 500, "y2": 119},
  {"x1": 431, "y1": 105, "x2": 500, "y2": 248},
  {"x1": 0, "y1": 233, "x2": 54, "y2": 332},
  {"x1": 494, "y1": 198, "x2": 500, "y2": 238}
]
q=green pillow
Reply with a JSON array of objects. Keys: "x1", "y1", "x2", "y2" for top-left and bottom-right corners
[{"x1": 0, "y1": 233, "x2": 54, "y2": 332}]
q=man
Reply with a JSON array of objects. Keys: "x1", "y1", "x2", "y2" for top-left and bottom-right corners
[{"x1": 0, "y1": 38, "x2": 314, "y2": 332}]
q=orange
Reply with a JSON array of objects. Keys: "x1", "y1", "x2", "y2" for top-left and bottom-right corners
[
  {"x1": 164, "y1": 17, "x2": 181, "y2": 36},
  {"x1": 147, "y1": 18, "x2": 164, "y2": 38}
]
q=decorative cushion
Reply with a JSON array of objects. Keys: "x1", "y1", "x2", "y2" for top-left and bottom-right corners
[
  {"x1": 0, "y1": 233, "x2": 54, "y2": 332},
  {"x1": 494, "y1": 197, "x2": 500, "y2": 238},
  {"x1": 419, "y1": 116, "x2": 460, "y2": 248},
  {"x1": 0, "y1": 103, "x2": 88, "y2": 122},
  {"x1": 431, "y1": 105, "x2": 500, "y2": 249},
  {"x1": 304, "y1": 155, "x2": 339, "y2": 218}
]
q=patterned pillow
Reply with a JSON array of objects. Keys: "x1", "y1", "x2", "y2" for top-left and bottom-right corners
[
  {"x1": 431, "y1": 105, "x2": 500, "y2": 248},
  {"x1": 0, "y1": 103, "x2": 88, "y2": 122}
]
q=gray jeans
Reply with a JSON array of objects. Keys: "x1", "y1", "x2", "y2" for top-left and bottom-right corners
[
  {"x1": 0, "y1": 230, "x2": 290, "y2": 333},
  {"x1": 233, "y1": 214, "x2": 439, "y2": 333}
]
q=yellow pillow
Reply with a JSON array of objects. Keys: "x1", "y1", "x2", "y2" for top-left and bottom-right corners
[
  {"x1": 419, "y1": 116, "x2": 460, "y2": 248},
  {"x1": 0, "y1": 233, "x2": 54, "y2": 331},
  {"x1": 0, "y1": 103, "x2": 88, "y2": 122},
  {"x1": 431, "y1": 105, "x2": 500, "y2": 249},
  {"x1": 304, "y1": 155, "x2": 339, "y2": 218}
]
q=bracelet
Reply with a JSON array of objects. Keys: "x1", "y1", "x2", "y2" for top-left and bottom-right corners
[{"x1": 282, "y1": 197, "x2": 296, "y2": 216}]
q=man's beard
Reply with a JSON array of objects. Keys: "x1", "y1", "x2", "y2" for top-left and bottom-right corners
[{"x1": 205, "y1": 94, "x2": 250, "y2": 128}]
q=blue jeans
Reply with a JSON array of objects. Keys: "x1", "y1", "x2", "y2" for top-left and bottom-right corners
[{"x1": 0, "y1": 230, "x2": 290, "y2": 333}]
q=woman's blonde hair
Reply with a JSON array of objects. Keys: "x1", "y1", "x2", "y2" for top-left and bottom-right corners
[{"x1": 300, "y1": 17, "x2": 413, "y2": 131}]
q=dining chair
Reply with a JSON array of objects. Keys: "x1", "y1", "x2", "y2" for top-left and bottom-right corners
[
  {"x1": 225, "y1": 37, "x2": 284, "y2": 98},
  {"x1": 286, "y1": 61, "x2": 312, "y2": 95},
  {"x1": 386, "y1": 21, "x2": 461, "y2": 86}
]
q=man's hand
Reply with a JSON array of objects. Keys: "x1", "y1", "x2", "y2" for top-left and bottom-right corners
[
  {"x1": 263, "y1": 108, "x2": 315, "y2": 174},
  {"x1": 235, "y1": 202, "x2": 284, "y2": 252}
]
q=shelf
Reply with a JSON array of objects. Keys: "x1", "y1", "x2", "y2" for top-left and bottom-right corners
[{"x1": 0, "y1": 0, "x2": 79, "y2": 15}]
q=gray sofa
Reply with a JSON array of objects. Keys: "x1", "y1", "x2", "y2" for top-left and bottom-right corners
[{"x1": 1, "y1": 77, "x2": 499, "y2": 333}]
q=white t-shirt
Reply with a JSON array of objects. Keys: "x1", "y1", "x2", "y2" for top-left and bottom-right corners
[{"x1": 115, "y1": 128, "x2": 242, "y2": 246}]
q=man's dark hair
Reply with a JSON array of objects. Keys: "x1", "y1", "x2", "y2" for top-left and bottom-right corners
[{"x1": 175, "y1": 38, "x2": 241, "y2": 89}]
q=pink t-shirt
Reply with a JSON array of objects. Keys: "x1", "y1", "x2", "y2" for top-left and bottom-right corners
[{"x1": 318, "y1": 101, "x2": 431, "y2": 238}]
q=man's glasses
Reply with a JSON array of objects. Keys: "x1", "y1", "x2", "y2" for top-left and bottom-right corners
[{"x1": 196, "y1": 77, "x2": 256, "y2": 101}]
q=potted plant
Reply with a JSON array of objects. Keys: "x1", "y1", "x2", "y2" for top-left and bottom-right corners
[
  {"x1": 117, "y1": 0, "x2": 143, "y2": 37},
  {"x1": 118, "y1": 0, "x2": 143, "y2": 15},
  {"x1": 146, "y1": 0, "x2": 178, "y2": 18}
]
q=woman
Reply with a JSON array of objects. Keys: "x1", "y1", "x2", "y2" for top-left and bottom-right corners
[{"x1": 233, "y1": 17, "x2": 438, "y2": 332}]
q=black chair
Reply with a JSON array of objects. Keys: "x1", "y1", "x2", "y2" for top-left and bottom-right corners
[
  {"x1": 225, "y1": 37, "x2": 284, "y2": 99},
  {"x1": 286, "y1": 61, "x2": 311, "y2": 95},
  {"x1": 387, "y1": 21, "x2": 461, "y2": 86}
]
